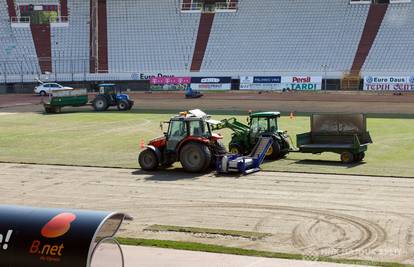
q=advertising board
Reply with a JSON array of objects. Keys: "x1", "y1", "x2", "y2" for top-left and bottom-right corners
[
  {"x1": 190, "y1": 77, "x2": 232, "y2": 90},
  {"x1": 150, "y1": 77, "x2": 191, "y2": 91},
  {"x1": 363, "y1": 76, "x2": 414, "y2": 91},
  {"x1": 240, "y1": 76, "x2": 322, "y2": 90}
]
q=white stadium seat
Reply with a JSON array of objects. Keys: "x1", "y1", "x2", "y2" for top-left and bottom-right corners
[{"x1": 1, "y1": 0, "x2": 414, "y2": 82}]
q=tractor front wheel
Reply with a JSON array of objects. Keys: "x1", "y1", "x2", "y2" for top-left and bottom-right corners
[
  {"x1": 229, "y1": 143, "x2": 243, "y2": 155},
  {"x1": 93, "y1": 96, "x2": 109, "y2": 111},
  {"x1": 117, "y1": 100, "x2": 130, "y2": 111},
  {"x1": 268, "y1": 141, "x2": 281, "y2": 159},
  {"x1": 139, "y1": 149, "x2": 159, "y2": 171},
  {"x1": 180, "y1": 142, "x2": 211, "y2": 173}
]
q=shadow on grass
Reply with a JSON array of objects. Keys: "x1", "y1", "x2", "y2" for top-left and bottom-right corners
[
  {"x1": 132, "y1": 168, "x2": 210, "y2": 181},
  {"x1": 292, "y1": 159, "x2": 366, "y2": 169},
  {"x1": 132, "y1": 167, "x2": 246, "y2": 181}
]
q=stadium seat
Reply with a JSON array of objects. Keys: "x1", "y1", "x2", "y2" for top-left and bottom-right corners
[{"x1": 362, "y1": 2, "x2": 414, "y2": 76}]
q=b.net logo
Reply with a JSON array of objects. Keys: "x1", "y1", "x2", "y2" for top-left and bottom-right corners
[
  {"x1": 41, "y1": 213, "x2": 76, "y2": 238},
  {"x1": 0, "y1": 230, "x2": 13, "y2": 250},
  {"x1": 29, "y1": 213, "x2": 76, "y2": 261}
]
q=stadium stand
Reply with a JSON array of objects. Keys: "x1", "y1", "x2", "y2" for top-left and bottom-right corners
[
  {"x1": 51, "y1": 0, "x2": 89, "y2": 80},
  {"x1": 362, "y1": 2, "x2": 414, "y2": 76},
  {"x1": 0, "y1": 0, "x2": 40, "y2": 81},
  {"x1": 1, "y1": 0, "x2": 413, "y2": 85},
  {"x1": 201, "y1": 0, "x2": 369, "y2": 77},
  {"x1": 106, "y1": 0, "x2": 201, "y2": 76}
]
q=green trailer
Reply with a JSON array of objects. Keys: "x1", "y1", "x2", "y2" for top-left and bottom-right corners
[
  {"x1": 43, "y1": 84, "x2": 134, "y2": 113},
  {"x1": 43, "y1": 89, "x2": 89, "y2": 113},
  {"x1": 296, "y1": 114, "x2": 373, "y2": 163}
]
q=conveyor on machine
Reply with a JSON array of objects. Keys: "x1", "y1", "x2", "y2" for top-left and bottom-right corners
[{"x1": 217, "y1": 137, "x2": 273, "y2": 175}]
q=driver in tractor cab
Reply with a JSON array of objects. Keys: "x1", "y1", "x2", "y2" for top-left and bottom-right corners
[{"x1": 173, "y1": 122, "x2": 187, "y2": 137}]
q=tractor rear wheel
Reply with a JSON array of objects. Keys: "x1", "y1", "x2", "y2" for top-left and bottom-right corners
[
  {"x1": 180, "y1": 142, "x2": 211, "y2": 173},
  {"x1": 139, "y1": 149, "x2": 159, "y2": 171},
  {"x1": 117, "y1": 100, "x2": 130, "y2": 111},
  {"x1": 93, "y1": 96, "x2": 109, "y2": 111},
  {"x1": 340, "y1": 152, "x2": 354, "y2": 164}
]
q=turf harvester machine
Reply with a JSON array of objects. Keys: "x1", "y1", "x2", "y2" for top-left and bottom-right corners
[
  {"x1": 216, "y1": 136, "x2": 273, "y2": 174},
  {"x1": 138, "y1": 110, "x2": 271, "y2": 174},
  {"x1": 212, "y1": 111, "x2": 292, "y2": 159}
]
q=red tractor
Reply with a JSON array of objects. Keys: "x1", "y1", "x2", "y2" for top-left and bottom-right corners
[{"x1": 138, "y1": 110, "x2": 227, "y2": 173}]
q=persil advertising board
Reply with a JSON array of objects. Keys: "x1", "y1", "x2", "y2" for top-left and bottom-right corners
[
  {"x1": 240, "y1": 76, "x2": 322, "y2": 90},
  {"x1": 283, "y1": 76, "x2": 322, "y2": 90},
  {"x1": 190, "y1": 77, "x2": 232, "y2": 90},
  {"x1": 364, "y1": 76, "x2": 414, "y2": 91}
]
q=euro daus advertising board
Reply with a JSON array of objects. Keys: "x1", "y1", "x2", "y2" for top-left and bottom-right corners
[
  {"x1": 240, "y1": 76, "x2": 322, "y2": 90},
  {"x1": 363, "y1": 76, "x2": 414, "y2": 91},
  {"x1": 0, "y1": 205, "x2": 125, "y2": 267},
  {"x1": 190, "y1": 77, "x2": 232, "y2": 90}
]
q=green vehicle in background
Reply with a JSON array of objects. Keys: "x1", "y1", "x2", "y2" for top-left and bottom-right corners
[
  {"x1": 43, "y1": 84, "x2": 134, "y2": 113},
  {"x1": 43, "y1": 88, "x2": 89, "y2": 113},
  {"x1": 212, "y1": 111, "x2": 292, "y2": 159}
]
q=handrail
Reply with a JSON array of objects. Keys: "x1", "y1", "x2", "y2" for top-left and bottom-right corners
[
  {"x1": 49, "y1": 16, "x2": 69, "y2": 23},
  {"x1": 180, "y1": 2, "x2": 203, "y2": 11},
  {"x1": 215, "y1": 2, "x2": 238, "y2": 10},
  {"x1": 10, "y1": 16, "x2": 30, "y2": 24}
]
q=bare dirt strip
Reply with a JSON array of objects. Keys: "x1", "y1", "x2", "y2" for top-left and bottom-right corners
[
  {"x1": 121, "y1": 246, "x2": 370, "y2": 267},
  {"x1": 0, "y1": 92, "x2": 413, "y2": 114},
  {"x1": 1, "y1": 163, "x2": 413, "y2": 264}
]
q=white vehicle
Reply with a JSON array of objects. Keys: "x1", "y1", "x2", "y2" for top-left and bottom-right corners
[{"x1": 34, "y1": 83, "x2": 73, "y2": 96}]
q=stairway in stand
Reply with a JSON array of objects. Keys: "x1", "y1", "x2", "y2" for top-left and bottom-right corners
[
  {"x1": 190, "y1": 12, "x2": 215, "y2": 72},
  {"x1": 30, "y1": 25, "x2": 52, "y2": 73},
  {"x1": 344, "y1": 3, "x2": 388, "y2": 90}
]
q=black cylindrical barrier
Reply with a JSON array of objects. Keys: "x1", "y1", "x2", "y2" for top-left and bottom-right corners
[{"x1": 0, "y1": 205, "x2": 130, "y2": 267}]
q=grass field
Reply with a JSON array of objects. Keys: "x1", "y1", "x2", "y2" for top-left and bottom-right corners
[{"x1": 0, "y1": 111, "x2": 413, "y2": 177}]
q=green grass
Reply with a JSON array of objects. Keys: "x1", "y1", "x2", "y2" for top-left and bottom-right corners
[
  {"x1": 0, "y1": 110, "x2": 413, "y2": 177},
  {"x1": 144, "y1": 224, "x2": 271, "y2": 239},
  {"x1": 117, "y1": 237, "x2": 412, "y2": 267}
]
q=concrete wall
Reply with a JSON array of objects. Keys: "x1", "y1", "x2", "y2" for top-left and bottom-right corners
[{"x1": 0, "y1": 80, "x2": 150, "y2": 94}]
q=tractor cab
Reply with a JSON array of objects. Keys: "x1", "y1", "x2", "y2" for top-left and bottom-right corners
[
  {"x1": 93, "y1": 83, "x2": 134, "y2": 111},
  {"x1": 165, "y1": 112, "x2": 215, "y2": 152},
  {"x1": 248, "y1": 112, "x2": 281, "y2": 141},
  {"x1": 97, "y1": 83, "x2": 129, "y2": 101}
]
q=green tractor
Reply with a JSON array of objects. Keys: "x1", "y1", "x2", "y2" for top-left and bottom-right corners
[{"x1": 212, "y1": 112, "x2": 292, "y2": 159}]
